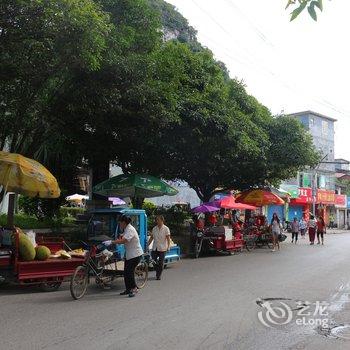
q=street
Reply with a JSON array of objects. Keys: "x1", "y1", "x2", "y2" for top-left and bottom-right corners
[{"x1": 2, "y1": 232, "x2": 350, "y2": 350}]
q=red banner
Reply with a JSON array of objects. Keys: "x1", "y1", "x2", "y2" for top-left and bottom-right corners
[
  {"x1": 317, "y1": 190, "x2": 335, "y2": 205},
  {"x1": 291, "y1": 187, "x2": 313, "y2": 204},
  {"x1": 335, "y1": 194, "x2": 347, "y2": 208}
]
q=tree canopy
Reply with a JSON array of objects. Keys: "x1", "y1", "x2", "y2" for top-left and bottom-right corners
[{"x1": 1, "y1": 0, "x2": 320, "y2": 209}]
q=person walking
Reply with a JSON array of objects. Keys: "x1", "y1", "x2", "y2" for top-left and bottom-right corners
[
  {"x1": 148, "y1": 215, "x2": 171, "y2": 280},
  {"x1": 104, "y1": 215, "x2": 143, "y2": 298},
  {"x1": 308, "y1": 215, "x2": 317, "y2": 245},
  {"x1": 299, "y1": 217, "x2": 307, "y2": 239},
  {"x1": 270, "y1": 213, "x2": 281, "y2": 252},
  {"x1": 291, "y1": 217, "x2": 300, "y2": 244},
  {"x1": 317, "y1": 216, "x2": 326, "y2": 245},
  {"x1": 329, "y1": 213, "x2": 335, "y2": 229}
]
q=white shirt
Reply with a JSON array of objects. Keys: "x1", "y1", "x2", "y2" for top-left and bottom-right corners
[
  {"x1": 308, "y1": 219, "x2": 317, "y2": 229},
  {"x1": 151, "y1": 224, "x2": 170, "y2": 252},
  {"x1": 122, "y1": 224, "x2": 143, "y2": 260}
]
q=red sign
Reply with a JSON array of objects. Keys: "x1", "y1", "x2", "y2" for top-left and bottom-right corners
[
  {"x1": 291, "y1": 187, "x2": 313, "y2": 204},
  {"x1": 317, "y1": 190, "x2": 335, "y2": 205},
  {"x1": 335, "y1": 194, "x2": 347, "y2": 208}
]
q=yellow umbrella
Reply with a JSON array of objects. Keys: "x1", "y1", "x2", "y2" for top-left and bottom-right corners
[{"x1": 0, "y1": 151, "x2": 60, "y2": 198}]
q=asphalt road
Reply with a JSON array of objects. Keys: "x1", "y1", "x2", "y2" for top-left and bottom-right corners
[{"x1": 2, "y1": 232, "x2": 350, "y2": 350}]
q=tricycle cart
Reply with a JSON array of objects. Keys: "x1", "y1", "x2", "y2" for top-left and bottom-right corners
[
  {"x1": 70, "y1": 242, "x2": 148, "y2": 300},
  {"x1": 193, "y1": 225, "x2": 243, "y2": 258},
  {"x1": 0, "y1": 228, "x2": 84, "y2": 291}
]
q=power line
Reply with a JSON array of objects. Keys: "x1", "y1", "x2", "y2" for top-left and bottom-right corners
[{"x1": 189, "y1": 0, "x2": 350, "y2": 120}]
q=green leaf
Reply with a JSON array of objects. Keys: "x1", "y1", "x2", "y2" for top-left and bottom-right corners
[
  {"x1": 313, "y1": 0, "x2": 323, "y2": 11},
  {"x1": 308, "y1": 3, "x2": 318, "y2": 21},
  {"x1": 290, "y1": 1, "x2": 308, "y2": 21},
  {"x1": 285, "y1": 0, "x2": 296, "y2": 10}
]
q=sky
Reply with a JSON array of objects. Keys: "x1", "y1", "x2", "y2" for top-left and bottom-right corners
[{"x1": 167, "y1": 0, "x2": 350, "y2": 160}]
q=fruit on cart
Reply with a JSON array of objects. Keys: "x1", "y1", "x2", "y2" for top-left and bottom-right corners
[
  {"x1": 18, "y1": 231, "x2": 36, "y2": 261},
  {"x1": 35, "y1": 245, "x2": 51, "y2": 261},
  {"x1": 56, "y1": 249, "x2": 71, "y2": 259}
]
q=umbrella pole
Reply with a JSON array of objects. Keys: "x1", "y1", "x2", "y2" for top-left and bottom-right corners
[{"x1": 7, "y1": 193, "x2": 15, "y2": 229}]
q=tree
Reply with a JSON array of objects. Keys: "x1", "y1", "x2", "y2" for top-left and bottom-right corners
[
  {"x1": 0, "y1": 0, "x2": 111, "y2": 155},
  {"x1": 286, "y1": 0, "x2": 326, "y2": 21}
]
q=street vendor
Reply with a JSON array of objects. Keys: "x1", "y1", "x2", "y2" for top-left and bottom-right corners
[
  {"x1": 104, "y1": 215, "x2": 143, "y2": 298},
  {"x1": 148, "y1": 215, "x2": 171, "y2": 280}
]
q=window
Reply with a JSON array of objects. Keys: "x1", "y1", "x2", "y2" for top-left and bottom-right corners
[
  {"x1": 309, "y1": 117, "x2": 315, "y2": 126},
  {"x1": 299, "y1": 172, "x2": 311, "y2": 187},
  {"x1": 322, "y1": 120, "x2": 328, "y2": 136}
]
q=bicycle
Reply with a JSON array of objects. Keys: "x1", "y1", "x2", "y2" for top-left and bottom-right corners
[{"x1": 70, "y1": 243, "x2": 148, "y2": 300}]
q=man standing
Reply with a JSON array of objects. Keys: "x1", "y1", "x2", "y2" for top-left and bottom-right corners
[{"x1": 149, "y1": 215, "x2": 171, "y2": 280}]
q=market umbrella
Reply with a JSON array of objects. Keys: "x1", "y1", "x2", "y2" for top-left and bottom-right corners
[
  {"x1": 0, "y1": 151, "x2": 60, "y2": 198},
  {"x1": 192, "y1": 204, "x2": 220, "y2": 213},
  {"x1": 93, "y1": 174, "x2": 178, "y2": 199},
  {"x1": 219, "y1": 195, "x2": 257, "y2": 210},
  {"x1": 108, "y1": 197, "x2": 126, "y2": 206},
  {"x1": 0, "y1": 151, "x2": 60, "y2": 227},
  {"x1": 235, "y1": 188, "x2": 284, "y2": 206},
  {"x1": 66, "y1": 194, "x2": 89, "y2": 203},
  {"x1": 205, "y1": 196, "x2": 257, "y2": 210}
]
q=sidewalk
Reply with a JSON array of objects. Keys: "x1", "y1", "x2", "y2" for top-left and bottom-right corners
[{"x1": 327, "y1": 228, "x2": 349, "y2": 234}]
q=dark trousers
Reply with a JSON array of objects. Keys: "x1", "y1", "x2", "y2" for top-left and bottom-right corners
[
  {"x1": 292, "y1": 232, "x2": 299, "y2": 242},
  {"x1": 309, "y1": 227, "x2": 316, "y2": 243},
  {"x1": 124, "y1": 256, "x2": 141, "y2": 292},
  {"x1": 151, "y1": 250, "x2": 166, "y2": 278},
  {"x1": 317, "y1": 231, "x2": 324, "y2": 241}
]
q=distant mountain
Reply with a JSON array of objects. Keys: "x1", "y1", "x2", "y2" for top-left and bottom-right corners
[{"x1": 148, "y1": 0, "x2": 201, "y2": 49}]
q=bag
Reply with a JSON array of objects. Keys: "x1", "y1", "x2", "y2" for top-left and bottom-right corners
[{"x1": 278, "y1": 233, "x2": 287, "y2": 242}]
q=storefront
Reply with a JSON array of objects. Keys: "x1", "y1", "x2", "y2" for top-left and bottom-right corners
[
  {"x1": 316, "y1": 189, "x2": 336, "y2": 224},
  {"x1": 289, "y1": 187, "x2": 313, "y2": 220},
  {"x1": 335, "y1": 194, "x2": 347, "y2": 229}
]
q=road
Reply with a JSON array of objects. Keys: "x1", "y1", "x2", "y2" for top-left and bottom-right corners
[{"x1": 2, "y1": 232, "x2": 350, "y2": 350}]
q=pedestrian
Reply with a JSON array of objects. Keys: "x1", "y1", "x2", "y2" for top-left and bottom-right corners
[
  {"x1": 308, "y1": 215, "x2": 317, "y2": 245},
  {"x1": 104, "y1": 215, "x2": 143, "y2": 298},
  {"x1": 299, "y1": 217, "x2": 307, "y2": 239},
  {"x1": 317, "y1": 216, "x2": 326, "y2": 245},
  {"x1": 148, "y1": 215, "x2": 171, "y2": 280},
  {"x1": 270, "y1": 213, "x2": 281, "y2": 252},
  {"x1": 329, "y1": 213, "x2": 335, "y2": 229},
  {"x1": 291, "y1": 217, "x2": 300, "y2": 244}
]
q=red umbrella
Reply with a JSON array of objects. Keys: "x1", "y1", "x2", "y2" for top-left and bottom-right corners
[
  {"x1": 236, "y1": 189, "x2": 284, "y2": 206},
  {"x1": 215, "y1": 196, "x2": 257, "y2": 210}
]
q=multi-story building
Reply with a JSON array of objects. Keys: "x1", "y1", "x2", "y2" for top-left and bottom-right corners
[{"x1": 277, "y1": 111, "x2": 343, "y2": 226}]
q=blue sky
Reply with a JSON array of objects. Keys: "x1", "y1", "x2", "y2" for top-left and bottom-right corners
[{"x1": 168, "y1": 0, "x2": 350, "y2": 160}]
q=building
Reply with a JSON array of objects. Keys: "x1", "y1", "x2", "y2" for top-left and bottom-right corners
[{"x1": 278, "y1": 111, "x2": 343, "y2": 226}]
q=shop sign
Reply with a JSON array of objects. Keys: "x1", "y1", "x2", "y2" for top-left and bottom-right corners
[
  {"x1": 317, "y1": 190, "x2": 335, "y2": 205},
  {"x1": 280, "y1": 185, "x2": 299, "y2": 199},
  {"x1": 335, "y1": 194, "x2": 347, "y2": 208},
  {"x1": 291, "y1": 187, "x2": 313, "y2": 204}
]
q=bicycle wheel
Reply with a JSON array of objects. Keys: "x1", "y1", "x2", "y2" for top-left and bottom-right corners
[
  {"x1": 135, "y1": 261, "x2": 148, "y2": 289},
  {"x1": 70, "y1": 265, "x2": 88, "y2": 300},
  {"x1": 245, "y1": 237, "x2": 256, "y2": 252}
]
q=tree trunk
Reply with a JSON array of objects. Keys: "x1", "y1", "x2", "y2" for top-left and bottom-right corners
[{"x1": 132, "y1": 197, "x2": 144, "y2": 209}]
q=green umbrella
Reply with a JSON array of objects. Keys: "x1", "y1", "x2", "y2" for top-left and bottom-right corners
[{"x1": 93, "y1": 174, "x2": 178, "y2": 198}]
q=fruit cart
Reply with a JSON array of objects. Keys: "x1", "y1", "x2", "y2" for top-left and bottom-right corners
[
  {"x1": 193, "y1": 225, "x2": 243, "y2": 258},
  {"x1": 0, "y1": 228, "x2": 84, "y2": 291}
]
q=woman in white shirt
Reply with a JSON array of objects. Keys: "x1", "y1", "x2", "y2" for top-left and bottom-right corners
[{"x1": 109, "y1": 215, "x2": 143, "y2": 297}]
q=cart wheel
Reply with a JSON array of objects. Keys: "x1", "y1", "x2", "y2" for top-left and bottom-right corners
[
  {"x1": 135, "y1": 261, "x2": 148, "y2": 289},
  {"x1": 70, "y1": 265, "x2": 88, "y2": 300},
  {"x1": 40, "y1": 281, "x2": 62, "y2": 292},
  {"x1": 245, "y1": 239, "x2": 256, "y2": 252}
]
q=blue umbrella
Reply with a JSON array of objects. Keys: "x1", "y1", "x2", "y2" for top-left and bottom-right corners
[{"x1": 192, "y1": 204, "x2": 220, "y2": 213}]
